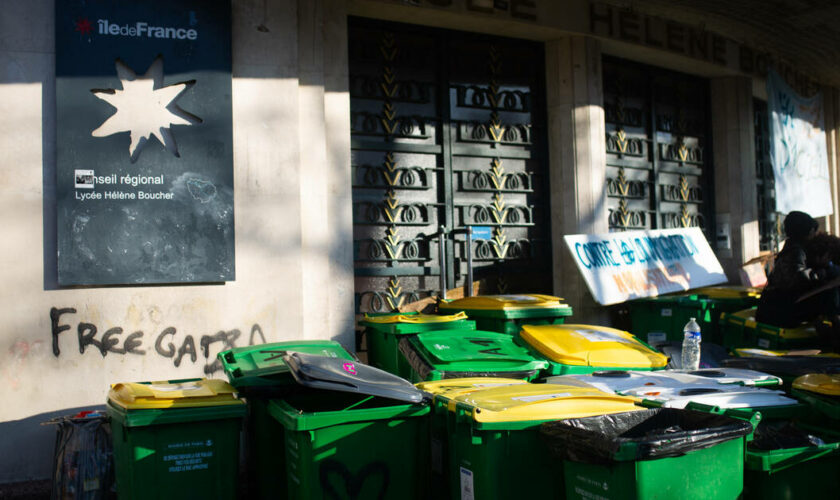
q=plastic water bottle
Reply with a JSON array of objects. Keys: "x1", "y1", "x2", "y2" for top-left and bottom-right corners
[{"x1": 681, "y1": 317, "x2": 701, "y2": 370}]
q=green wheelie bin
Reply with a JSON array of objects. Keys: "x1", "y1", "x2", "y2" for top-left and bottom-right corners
[
  {"x1": 269, "y1": 351, "x2": 431, "y2": 500},
  {"x1": 359, "y1": 311, "x2": 475, "y2": 378},
  {"x1": 743, "y1": 420, "x2": 840, "y2": 500},
  {"x1": 447, "y1": 382, "x2": 640, "y2": 500},
  {"x1": 541, "y1": 407, "x2": 754, "y2": 500},
  {"x1": 218, "y1": 340, "x2": 355, "y2": 499},
  {"x1": 628, "y1": 286, "x2": 760, "y2": 345},
  {"x1": 106, "y1": 378, "x2": 246, "y2": 500},
  {"x1": 437, "y1": 294, "x2": 572, "y2": 335},
  {"x1": 415, "y1": 377, "x2": 529, "y2": 499}
]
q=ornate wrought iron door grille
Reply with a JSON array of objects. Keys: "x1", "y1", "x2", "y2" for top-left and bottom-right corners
[
  {"x1": 603, "y1": 57, "x2": 712, "y2": 236},
  {"x1": 754, "y1": 99, "x2": 780, "y2": 251},
  {"x1": 349, "y1": 19, "x2": 551, "y2": 314}
]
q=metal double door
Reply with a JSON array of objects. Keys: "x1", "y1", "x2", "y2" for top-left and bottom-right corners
[{"x1": 349, "y1": 19, "x2": 552, "y2": 314}]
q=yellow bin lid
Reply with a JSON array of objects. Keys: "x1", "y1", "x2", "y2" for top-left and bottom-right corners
[
  {"x1": 725, "y1": 308, "x2": 758, "y2": 327},
  {"x1": 793, "y1": 373, "x2": 840, "y2": 396},
  {"x1": 416, "y1": 377, "x2": 528, "y2": 400},
  {"x1": 520, "y1": 324, "x2": 668, "y2": 369},
  {"x1": 439, "y1": 294, "x2": 568, "y2": 311},
  {"x1": 452, "y1": 383, "x2": 640, "y2": 423},
  {"x1": 690, "y1": 286, "x2": 762, "y2": 299},
  {"x1": 108, "y1": 378, "x2": 244, "y2": 410},
  {"x1": 363, "y1": 311, "x2": 468, "y2": 324}
]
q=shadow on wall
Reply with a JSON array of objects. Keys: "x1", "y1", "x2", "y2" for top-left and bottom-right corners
[{"x1": 0, "y1": 405, "x2": 106, "y2": 487}]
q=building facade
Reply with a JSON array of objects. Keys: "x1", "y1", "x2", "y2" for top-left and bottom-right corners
[{"x1": 2, "y1": 0, "x2": 840, "y2": 483}]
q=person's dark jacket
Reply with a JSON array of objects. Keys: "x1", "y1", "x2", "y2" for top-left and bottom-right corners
[{"x1": 756, "y1": 240, "x2": 823, "y2": 327}]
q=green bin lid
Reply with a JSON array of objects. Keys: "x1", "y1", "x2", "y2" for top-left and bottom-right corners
[
  {"x1": 218, "y1": 340, "x2": 354, "y2": 388},
  {"x1": 406, "y1": 330, "x2": 548, "y2": 374}
]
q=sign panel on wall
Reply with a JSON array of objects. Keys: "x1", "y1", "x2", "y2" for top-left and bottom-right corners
[
  {"x1": 564, "y1": 228, "x2": 727, "y2": 305},
  {"x1": 767, "y1": 69, "x2": 833, "y2": 218},
  {"x1": 56, "y1": 0, "x2": 233, "y2": 285}
]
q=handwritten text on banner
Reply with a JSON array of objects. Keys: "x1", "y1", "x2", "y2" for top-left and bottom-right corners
[{"x1": 564, "y1": 227, "x2": 727, "y2": 305}]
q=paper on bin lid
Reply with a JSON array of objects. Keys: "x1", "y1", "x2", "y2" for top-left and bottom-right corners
[{"x1": 439, "y1": 294, "x2": 569, "y2": 311}]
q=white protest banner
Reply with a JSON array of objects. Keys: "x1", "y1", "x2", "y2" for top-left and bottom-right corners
[
  {"x1": 564, "y1": 227, "x2": 727, "y2": 305},
  {"x1": 767, "y1": 69, "x2": 833, "y2": 217}
]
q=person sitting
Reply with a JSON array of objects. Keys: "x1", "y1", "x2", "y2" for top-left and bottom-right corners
[{"x1": 756, "y1": 211, "x2": 840, "y2": 351}]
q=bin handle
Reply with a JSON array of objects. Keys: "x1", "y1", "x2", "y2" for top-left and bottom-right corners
[{"x1": 766, "y1": 445, "x2": 840, "y2": 474}]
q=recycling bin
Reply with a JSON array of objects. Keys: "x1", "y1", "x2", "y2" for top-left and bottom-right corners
[
  {"x1": 447, "y1": 382, "x2": 640, "y2": 500},
  {"x1": 791, "y1": 373, "x2": 840, "y2": 427},
  {"x1": 106, "y1": 378, "x2": 247, "y2": 500},
  {"x1": 743, "y1": 421, "x2": 840, "y2": 500},
  {"x1": 519, "y1": 324, "x2": 668, "y2": 376},
  {"x1": 415, "y1": 378, "x2": 528, "y2": 499},
  {"x1": 269, "y1": 352, "x2": 431, "y2": 500},
  {"x1": 437, "y1": 294, "x2": 572, "y2": 335},
  {"x1": 398, "y1": 329, "x2": 548, "y2": 382},
  {"x1": 359, "y1": 311, "x2": 475, "y2": 378},
  {"x1": 720, "y1": 308, "x2": 819, "y2": 350},
  {"x1": 722, "y1": 353, "x2": 840, "y2": 390},
  {"x1": 541, "y1": 407, "x2": 754, "y2": 500},
  {"x1": 218, "y1": 340, "x2": 356, "y2": 499},
  {"x1": 628, "y1": 286, "x2": 760, "y2": 345}
]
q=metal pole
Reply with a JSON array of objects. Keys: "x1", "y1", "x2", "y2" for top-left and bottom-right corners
[
  {"x1": 465, "y1": 226, "x2": 473, "y2": 297},
  {"x1": 438, "y1": 225, "x2": 447, "y2": 300}
]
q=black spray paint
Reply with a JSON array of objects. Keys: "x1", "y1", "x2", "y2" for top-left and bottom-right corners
[{"x1": 50, "y1": 307, "x2": 267, "y2": 374}]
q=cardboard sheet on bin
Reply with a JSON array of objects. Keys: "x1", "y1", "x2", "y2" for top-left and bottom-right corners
[
  {"x1": 722, "y1": 355, "x2": 840, "y2": 378},
  {"x1": 439, "y1": 294, "x2": 570, "y2": 311},
  {"x1": 520, "y1": 324, "x2": 667, "y2": 369},
  {"x1": 548, "y1": 368, "x2": 781, "y2": 396},
  {"x1": 283, "y1": 351, "x2": 425, "y2": 403},
  {"x1": 451, "y1": 383, "x2": 639, "y2": 423},
  {"x1": 623, "y1": 385, "x2": 797, "y2": 409},
  {"x1": 540, "y1": 408, "x2": 754, "y2": 463},
  {"x1": 362, "y1": 311, "x2": 468, "y2": 324},
  {"x1": 108, "y1": 378, "x2": 243, "y2": 409},
  {"x1": 793, "y1": 373, "x2": 840, "y2": 396}
]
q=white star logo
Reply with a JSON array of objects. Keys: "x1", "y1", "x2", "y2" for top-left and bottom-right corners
[{"x1": 91, "y1": 56, "x2": 201, "y2": 162}]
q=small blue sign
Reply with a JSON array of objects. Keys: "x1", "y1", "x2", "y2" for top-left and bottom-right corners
[{"x1": 471, "y1": 226, "x2": 493, "y2": 240}]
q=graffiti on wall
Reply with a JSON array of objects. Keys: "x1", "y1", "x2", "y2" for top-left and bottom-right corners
[{"x1": 50, "y1": 307, "x2": 267, "y2": 374}]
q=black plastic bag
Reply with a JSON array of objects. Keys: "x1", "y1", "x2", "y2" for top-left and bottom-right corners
[
  {"x1": 49, "y1": 411, "x2": 114, "y2": 500},
  {"x1": 540, "y1": 408, "x2": 753, "y2": 464},
  {"x1": 653, "y1": 341, "x2": 730, "y2": 369},
  {"x1": 748, "y1": 421, "x2": 826, "y2": 451}
]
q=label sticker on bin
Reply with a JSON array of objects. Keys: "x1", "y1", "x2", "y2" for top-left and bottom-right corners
[{"x1": 460, "y1": 467, "x2": 475, "y2": 500}]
